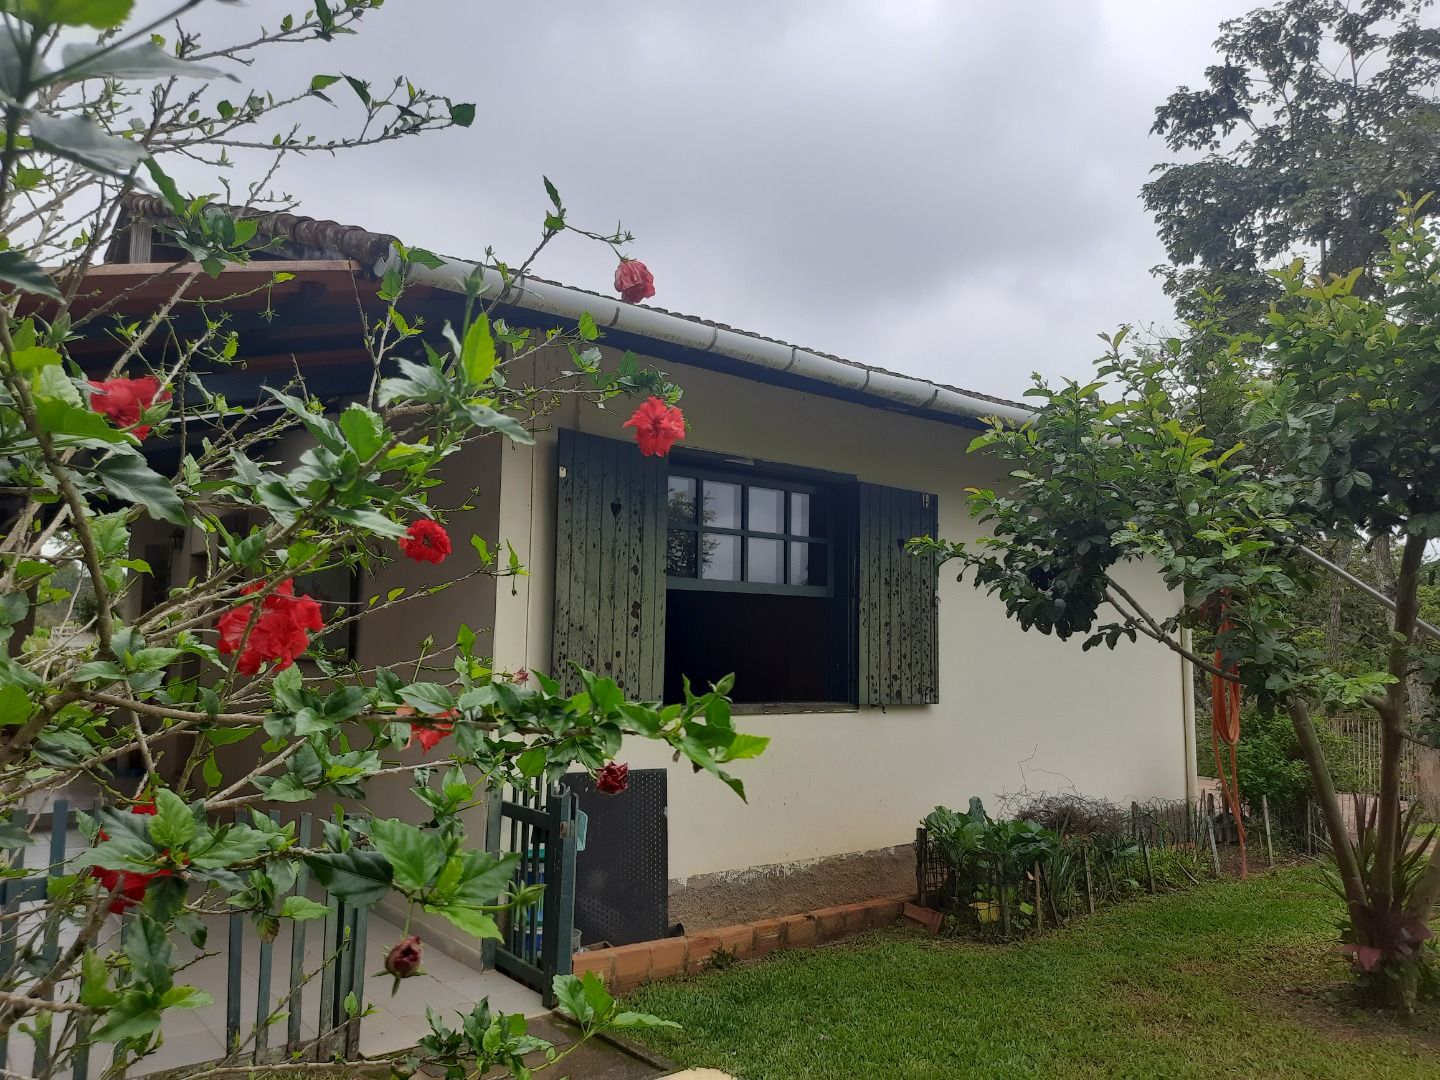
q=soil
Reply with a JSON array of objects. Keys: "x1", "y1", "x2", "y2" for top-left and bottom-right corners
[{"x1": 667, "y1": 844, "x2": 914, "y2": 933}]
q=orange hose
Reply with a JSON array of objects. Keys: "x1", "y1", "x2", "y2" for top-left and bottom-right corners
[{"x1": 1211, "y1": 611, "x2": 1249, "y2": 877}]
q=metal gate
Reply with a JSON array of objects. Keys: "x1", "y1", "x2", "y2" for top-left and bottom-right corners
[{"x1": 484, "y1": 784, "x2": 579, "y2": 1007}]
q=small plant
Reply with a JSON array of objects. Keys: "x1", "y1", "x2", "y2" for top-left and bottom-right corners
[{"x1": 705, "y1": 944, "x2": 740, "y2": 972}]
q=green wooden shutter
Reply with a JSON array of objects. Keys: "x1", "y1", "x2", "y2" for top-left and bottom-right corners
[
  {"x1": 857, "y1": 483, "x2": 939, "y2": 706},
  {"x1": 552, "y1": 428, "x2": 666, "y2": 697}
]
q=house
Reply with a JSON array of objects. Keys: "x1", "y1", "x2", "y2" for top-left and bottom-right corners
[{"x1": 72, "y1": 196, "x2": 1194, "y2": 976}]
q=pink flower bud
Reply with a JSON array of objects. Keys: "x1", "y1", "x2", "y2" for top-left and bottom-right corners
[{"x1": 384, "y1": 935, "x2": 423, "y2": 979}]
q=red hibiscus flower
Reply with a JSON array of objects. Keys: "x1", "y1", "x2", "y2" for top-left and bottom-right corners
[
  {"x1": 91, "y1": 801, "x2": 173, "y2": 914},
  {"x1": 216, "y1": 579, "x2": 324, "y2": 676},
  {"x1": 88, "y1": 376, "x2": 171, "y2": 440},
  {"x1": 399, "y1": 519, "x2": 451, "y2": 565},
  {"x1": 613, "y1": 258, "x2": 655, "y2": 304},
  {"x1": 398, "y1": 705, "x2": 457, "y2": 754},
  {"x1": 596, "y1": 762, "x2": 629, "y2": 794},
  {"x1": 622, "y1": 397, "x2": 685, "y2": 457}
]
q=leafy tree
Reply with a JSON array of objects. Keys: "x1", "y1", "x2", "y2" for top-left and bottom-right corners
[
  {"x1": 919, "y1": 205, "x2": 1440, "y2": 1005},
  {"x1": 0, "y1": 1, "x2": 765, "y2": 1075},
  {"x1": 1146, "y1": 0, "x2": 1440, "y2": 327}
]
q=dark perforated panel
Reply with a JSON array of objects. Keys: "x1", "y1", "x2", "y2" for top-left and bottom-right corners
[{"x1": 561, "y1": 768, "x2": 668, "y2": 948}]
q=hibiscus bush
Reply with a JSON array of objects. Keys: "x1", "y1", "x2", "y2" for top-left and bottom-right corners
[{"x1": 0, "y1": 1, "x2": 761, "y2": 1075}]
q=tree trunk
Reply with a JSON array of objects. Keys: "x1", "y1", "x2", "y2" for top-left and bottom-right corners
[
  {"x1": 1370, "y1": 533, "x2": 1425, "y2": 914},
  {"x1": 1417, "y1": 745, "x2": 1440, "y2": 823},
  {"x1": 1287, "y1": 698, "x2": 1367, "y2": 916}
]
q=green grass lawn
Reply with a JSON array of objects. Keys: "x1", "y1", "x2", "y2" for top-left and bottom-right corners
[{"x1": 627, "y1": 868, "x2": 1439, "y2": 1080}]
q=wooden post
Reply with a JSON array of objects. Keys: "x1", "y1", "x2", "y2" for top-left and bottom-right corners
[
  {"x1": 1033, "y1": 863, "x2": 1043, "y2": 932},
  {"x1": 998, "y1": 865, "x2": 1011, "y2": 940},
  {"x1": 1206, "y1": 814, "x2": 1222, "y2": 875},
  {"x1": 1141, "y1": 836, "x2": 1156, "y2": 893},
  {"x1": 915, "y1": 827, "x2": 927, "y2": 904},
  {"x1": 1304, "y1": 797, "x2": 1315, "y2": 856},
  {"x1": 1261, "y1": 795, "x2": 1275, "y2": 868},
  {"x1": 1083, "y1": 846, "x2": 1095, "y2": 915}
]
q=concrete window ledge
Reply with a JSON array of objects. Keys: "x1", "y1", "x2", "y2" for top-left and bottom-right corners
[{"x1": 571, "y1": 894, "x2": 912, "y2": 993}]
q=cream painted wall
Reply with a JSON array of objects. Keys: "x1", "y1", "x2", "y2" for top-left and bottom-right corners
[{"x1": 493, "y1": 349, "x2": 1191, "y2": 882}]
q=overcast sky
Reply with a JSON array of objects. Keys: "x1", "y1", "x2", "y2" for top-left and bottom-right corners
[{"x1": 157, "y1": 0, "x2": 1262, "y2": 400}]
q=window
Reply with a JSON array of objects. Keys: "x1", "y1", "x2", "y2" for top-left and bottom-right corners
[
  {"x1": 550, "y1": 428, "x2": 939, "y2": 709},
  {"x1": 662, "y1": 465, "x2": 850, "y2": 705},
  {"x1": 664, "y1": 472, "x2": 830, "y2": 594}
]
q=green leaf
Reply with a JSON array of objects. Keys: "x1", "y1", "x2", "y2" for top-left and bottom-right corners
[
  {"x1": 57, "y1": 41, "x2": 234, "y2": 83},
  {"x1": 310, "y1": 73, "x2": 341, "y2": 91},
  {"x1": 31, "y1": 397, "x2": 129, "y2": 448},
  {"x1": 92, "y1": 991, "x2": 161, "y2": 1042},
  {"x1": 11, "y1": 344, "x2": 60, "y2": 371},
  {"x1": 123, "y1": 914, "x2": 172, "y2": 991},
  {"x1": 449, "y1": 101, "x2": 476, "y2": 127},
  {"x1": 95, "y1": 452, "x2": 188, "y2": 526},
  {"x1": 0, "y1": 684, "x2": 33, "y2": 727},
  {"x1": 461, "y1": 313, "x2": 497, "y2": 386},
  {"x1": 305, "y1": 849, "x2": 393, "y2": 907},
  {"x1": 79, "y1": 949, "x2": 116, "y2": 1008},
  {"x1": 463, "y1": 402, "x2": 534, "y2": 445},
  {"x1": 369, "y1": 819, "x2": 446, "y2": 892},
  {"x1": 187, "y1": 826, "x2": 271, "y2": 869},
  {"x1": 0, "y1": 251, "x2": 59, "y2": 298},
  {"x1": 398, "y1": 682, "x2": 456, "y2": 715},
  {"x1": 160, "y1": 985, "x2": 214, "y2": 1010},
  {"x1": 610, "y1": 1012, "x2": 682, "y2": 1030},
  {"x1": 516, "y1": 747, "x2": 547, "y2": 778},
  {"x1": 552, "y1": 974, "x2": 594, "y2": 1025},
  {"x1": 29, "y1": 112, "x2": 147, "y2": 175},
  {"x1": 149, "y1": 789, "x2": 196, "y2": 850},
  {"x1": 10, "y1": 0, "x2": 133, "y2": 30},
  {"x1": 338, "y1": 404, "x2": 384, "y2": 460},
  {"x1": 577, "y1": 311, "x2": 599, "y2": 341},
  {"x1": 344, "y1": 74, "x2": 370, "y2": 105},
  {"x1": 327, "y1": 506, "x2": 406, "y2": 538},
  {"x1": 423, "y1": 903, "x2": 502, "y2": 941},
  {"x1": 280, "y1": 895, "x2": 329, "y2": 921}
]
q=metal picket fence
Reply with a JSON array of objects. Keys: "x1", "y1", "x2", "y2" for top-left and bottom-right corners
[{"x1": 0, "y1": 803, "x2": 369, "y2": 1080}]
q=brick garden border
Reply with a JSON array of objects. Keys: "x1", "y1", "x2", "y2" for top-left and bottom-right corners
[{"x1": 571, "y1": 894, "x2": 912, "y2": 993}]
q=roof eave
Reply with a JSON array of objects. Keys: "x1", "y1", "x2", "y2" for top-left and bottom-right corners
[{"x1": 380, "y1": 251, "x2": 1033, "y2": 428}]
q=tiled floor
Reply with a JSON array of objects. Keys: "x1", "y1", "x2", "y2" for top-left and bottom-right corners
[{"x1": 1, "y1": 817, "x2": 543, "y2": 1077}]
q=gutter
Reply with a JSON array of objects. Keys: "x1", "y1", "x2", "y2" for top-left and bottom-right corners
[
  {"x1": 1179, "y1": 628, "x2": 1199, "y2": 804},
  {"x1": 377, "y1": 252, "x2": 1033, "y2": 427}
]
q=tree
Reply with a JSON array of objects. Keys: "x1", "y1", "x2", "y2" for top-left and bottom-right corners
[
  {"x1": 1145, "y1": 0, "x2": 1440, "y2": 328},
  {"x1": 0, "y1": 1, "x2": 765, "y2": 1075},
  {"x1": 919, "y1": 205, "x2": 1440, "y2": 1006}
]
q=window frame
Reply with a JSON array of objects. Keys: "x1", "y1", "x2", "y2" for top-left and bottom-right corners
[{"x1": 665, "y1": 462, "x2": 833, "y2": 598}]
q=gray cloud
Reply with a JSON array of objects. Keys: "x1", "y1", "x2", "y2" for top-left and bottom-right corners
[{"x1": 152, "y1": 0, "x2": 1259, "y2": 399}]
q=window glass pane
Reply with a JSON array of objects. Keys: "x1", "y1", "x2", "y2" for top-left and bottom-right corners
[
  {"x1": 666, "y1": 530, "x2": 697, "y2": 577},
  {"x1": 747, "y1": 537, "x2": 783, "y2": 583},
  {"x1": 789, "y1": 542, "x2": 826, "y2": 587},
  {"x1": 790, "y1": 492, "x2": 811, "y2": 536},
  {"x1": 702, "y1": 481, "x2": 740, "y2": 529},
  {"x1": 749, "y1": 487, "x2": 784, "y2": 533},
  {"x1": 700, "y1": 533, "x2": 740, "y2": 580},
  {"x1": 668, "y1": 476, "x2": 697, "y2": 525}
]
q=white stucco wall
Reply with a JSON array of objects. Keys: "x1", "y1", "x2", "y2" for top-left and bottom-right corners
[{"x1": 493, "y1": 350, "x2": 1191, "y2": 882}]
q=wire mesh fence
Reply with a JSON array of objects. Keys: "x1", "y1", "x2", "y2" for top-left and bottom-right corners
[
  {"x1": 1326, "y1": 713, "x2": 1420, "y2": 801},
  {"x1": 914, "y1": 791, "x2": 1328, "y2": 941}
]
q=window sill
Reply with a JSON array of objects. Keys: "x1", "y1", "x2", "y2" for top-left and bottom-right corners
[{"x1": 731, "y1": 701, "x2": 858, "y2": 715}]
